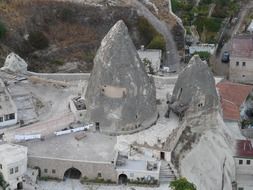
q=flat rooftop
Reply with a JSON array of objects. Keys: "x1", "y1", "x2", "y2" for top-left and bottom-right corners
[
  {"x1": 231, "y1": 35, "x2": 253, "y2": 58},
  {"x1": 20, "y1": 132, "x2": 116, "y2": 163},
  {"x1": 0, "y1": 143, "x2": 27, "y2": 164},
  {"x1": 117, "y1": 159, "x2": 148, "y2": 171}
]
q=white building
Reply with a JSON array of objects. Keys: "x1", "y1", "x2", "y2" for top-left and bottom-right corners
[
  {"x1": 234, "y1": 140, "x2": 253, "y2": 190},
  {"x1": 0, "y1": 143, "x2": 28, "y2": 190},
  {"x1": 0, "y1": 79, "x2": 17, "y2": 128},
  {"x1": 189, "y1": 43, "x2": 216, "y2": 55},
  {"x1": 137, "y1": 47, "x2": 162, "y2": 73}
]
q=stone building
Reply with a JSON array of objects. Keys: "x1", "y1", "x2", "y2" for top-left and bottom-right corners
[
  {"x1": 0, "y1": 143, "x2": 27, "y2": 190},
  {"x1": 0, "y1": 79, "x2": 17, "y2": 128},
  {"x1": 85, "y1": 20, "x2": 157, "y2": 135},
  {"x1": 229, "y1": 35, "x2": 253, "y2": 84},
  {"x1": 24, "y1": 133, "x2": 118, "y2": 182},
  {"x1": 23, "y1": 132, "x2": 161, "y2": 184},
  {"x1": 234, "y1": 140, "x2": 253, "y2": 190},
  {"x1": 137, "y1": 46, "x2": 162, "y2": 74},
  {"x1": 168, "y1": 55, "x2": 219, "y2": 118}
]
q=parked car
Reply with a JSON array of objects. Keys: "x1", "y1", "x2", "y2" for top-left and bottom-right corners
[{"x1": 221, "y1": 51, "x2": 230, "y2": 63}]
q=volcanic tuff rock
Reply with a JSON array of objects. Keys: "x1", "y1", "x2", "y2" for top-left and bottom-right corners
[
  {"x1": 1, "y1": 53, "x2": 27, "y2": 74},
  {"x1": 169, "y1": 55, "x2": 219, "y2": 118},
  {"x1": 170, "y1": 55, "x2": 235, "y2": 190},
  {"x1": 85, "y1": 20, "x2": 157, "y2": 135}
]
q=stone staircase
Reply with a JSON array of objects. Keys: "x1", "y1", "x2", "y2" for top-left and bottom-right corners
[{"x1": 159, "y1": 161, "x2": 177, "y2": 183}]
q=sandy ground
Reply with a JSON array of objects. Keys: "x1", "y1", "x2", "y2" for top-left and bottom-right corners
[
  {"x1": 0, "y1": 79, "x2": 86, "y2": 142},
  {"x1": 38, "y1": 180, "x2": 171, "y2": 190}
]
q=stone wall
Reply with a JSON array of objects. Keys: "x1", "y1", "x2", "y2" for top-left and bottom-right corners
[
  {"x1": 27, "y1": 72, "x2": 90, "y2": 82},
  {"x1": 28, "y1": 156, "x2": 118, "y2": 181},
  {"x1": 229, "y1": 57, "x2": 253, "y2": 84}
]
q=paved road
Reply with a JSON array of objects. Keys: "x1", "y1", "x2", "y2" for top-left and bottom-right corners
[{"x1": 127, "y1": 0, "x2": 180, "y2": 71}]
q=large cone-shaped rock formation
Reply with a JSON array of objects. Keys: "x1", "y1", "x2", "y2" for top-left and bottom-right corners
[
  {"x1": 169, "y1": 55, "x2": 219, "y2": 118},
  {"x1": 170, "y1": 55, "x2": 235, "y2": 190},
  {"x1": 85, "y1": 20, "x2": 157, "y2": 135}
]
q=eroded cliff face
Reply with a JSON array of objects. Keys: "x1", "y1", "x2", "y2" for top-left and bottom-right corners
[
  {"x1": 171, "y1": 55, "x2": 236, "y2": 190},
  {"x1": 175, "y1": 113, "x2": 236, "y2": 190}
]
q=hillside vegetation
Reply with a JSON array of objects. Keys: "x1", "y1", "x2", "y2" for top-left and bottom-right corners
[
  {"x1": 172, "y1": 0, "x2": 242, "y2": 43},
  {"x1": 0, "y1": 0, "x2": 160, "y2": 73}
]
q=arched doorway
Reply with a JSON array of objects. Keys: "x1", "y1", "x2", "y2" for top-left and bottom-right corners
[
  {"x1": 118, "y1": 174, "x2": 128, "y2": 185},
  {"x1": 17, "y1": 182, "x2": 23, "y2": 189},
  {"x1": 33, "y1": 166, "x2": 41, "y2": 178},
  {"x1": 64, "y1": 167, "x2": 82, "y2": 179}
]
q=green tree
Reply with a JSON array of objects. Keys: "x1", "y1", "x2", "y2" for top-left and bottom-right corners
[
  {"x1": 170, "y1": 178, "x2": 197, "y2": 190},
  {"x1": 142, "y1": 58, "x2": 154, "y2": 74},
  {"x1": 0, "y1": 21, "x2": 6, "y2": 39}
]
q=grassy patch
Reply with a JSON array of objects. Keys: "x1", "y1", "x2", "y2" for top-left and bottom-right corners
[
  {"x1": 82, "y1": 51, "x2": 95, "y2": 63},
  {"x1": 194, "y1": 51, "x2": 211, "y2": 61},
  {"x1": 0, "y1": 21, "x2": 6, "y2": 39},
  {"x1": 194, "y1": 17, "x2": 222, "y2": 33},
  {"x1": 147, "y1": 35, "x2": 166, "y2": 51},
  {"x1": 50, "y1": 59, "x2": 64, "y2": 65},
  {"x1": 137, "y1": 17, "x2": 166, "y2": 51}
]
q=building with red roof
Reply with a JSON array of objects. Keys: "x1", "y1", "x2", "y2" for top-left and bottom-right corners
[
  {"x1": 236, "y1": 140, "x2": 253, "y2": 159},
  {"x1": 216, "y1": 81, "x2": 253, "y2": 121},
  {"x1": 234, "y1": 140, "x2": 253, "y2": 190},
  {"x1": 229, "y1": 35, "x2": 253, "y2": 84}
]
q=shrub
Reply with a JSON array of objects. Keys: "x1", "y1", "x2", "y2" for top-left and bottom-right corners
[
  {"x1": 0, "y1": 21, "x2": 6, "y2": 39},
  {"x1": 170, "y1": 178, "x2": 197, "y2": 190},
  {"x1": 50, "y1": 59, "x2": 64, "y2": 65},
  {"x1": 0, "y1": 172, "x2": 8, "y2": 189},
  {"x1": 194, "y1": 51, "x2": 211, "y2": 61},
  {"x1": 28, "y1": 31, "x2": 49, "y2": 50},
  {"x1": 137, "y1": 17, "x2": 157, "y2": 45},
  {"x1": 147, "y1": 35, "x2": 166, "y2": 51}
]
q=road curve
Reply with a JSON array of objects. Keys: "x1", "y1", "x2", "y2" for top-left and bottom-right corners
[{"x1": 127, "y1": 0, "x2": 180, "y2": 71}]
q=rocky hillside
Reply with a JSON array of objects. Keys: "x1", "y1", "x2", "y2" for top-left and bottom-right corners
[{"x1": 0, "y1": 0, "x2": 147, "y2": 72}]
